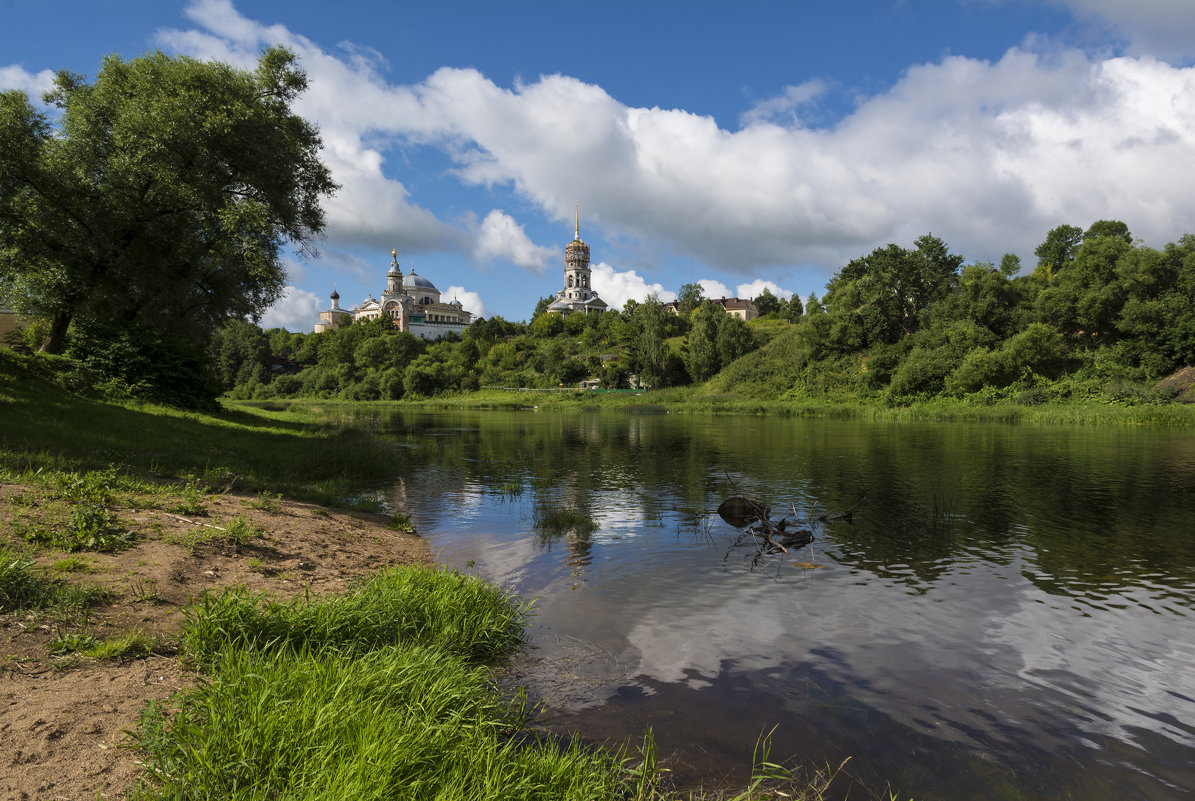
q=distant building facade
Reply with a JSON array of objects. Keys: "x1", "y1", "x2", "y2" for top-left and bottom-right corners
[
  {"x1": 546, "y1": 212, "x2": 608, "y2": 316},
  {"x1": 314, "y1": 250, "x2": 472, "y2": 340},
  {"x1": 662, "y1": 297, "x2": 759, "y2": 321}
]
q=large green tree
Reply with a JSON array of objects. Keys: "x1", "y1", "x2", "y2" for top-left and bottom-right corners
[
  {"x1": 0, "y1": 47, "x2": 336, "y2": 357},
  {"x1": 1033, "y1": 224, "x2": 1084, "y2": 279},
  {"x1": 677, "y1": 282, "x2": 704, "y2": 317},
  {"x1": 823, "y1": 234, "x2": 964, "y2": 348},
  {"x1": 632, "y1": 295, "x2": 668, "y2": 388},
  {"x1": 684, "y1": 302, "x2": 721, "y2": 382}
]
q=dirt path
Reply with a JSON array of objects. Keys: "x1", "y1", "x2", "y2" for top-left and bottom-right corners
[{"x1": 1, "y1": 486, "x2": 432, "y2": 800}]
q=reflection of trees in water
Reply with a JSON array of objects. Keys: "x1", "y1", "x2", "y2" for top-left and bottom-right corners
[
  {"x1": 535, "y1": 528, "x2": 592, "y2": 578},
  {"x1": 532, "y1": 483, "x2": 596, "y2": 578},
  {"x1": 370, "y1": 409, "x2": 1195, "y2": 606}
]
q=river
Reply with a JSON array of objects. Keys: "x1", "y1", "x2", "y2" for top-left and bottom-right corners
[{"x1": 339, "y1": 407, "x2": 1195, "y2": 800}]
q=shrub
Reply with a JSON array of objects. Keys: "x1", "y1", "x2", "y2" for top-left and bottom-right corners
[{"x1": 887, "y1": 345, "x2": 957, "y2": 399}]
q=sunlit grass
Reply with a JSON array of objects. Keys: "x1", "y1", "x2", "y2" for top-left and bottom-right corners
[
  {"x1": 85, "y1": 629, "x2": 157, "y2": 660},
  {"x1": 134, "y1": 643, "x2": 648, "y2": 801},
  {"x1": 135, "y1": 566, "x2": 651, "y2": 800},
  {"x1": 180, "y1": 566, "x2": 529, "y2": 663}
]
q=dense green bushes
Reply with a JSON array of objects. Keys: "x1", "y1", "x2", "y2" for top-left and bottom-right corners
[{"x1": 199, "y1": 220, "x2": 1195, "y2": 408}]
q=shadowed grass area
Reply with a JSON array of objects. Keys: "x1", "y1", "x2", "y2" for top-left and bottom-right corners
[
  {"x1": 0, "y1": 350, "x2": 401, "y2": 507},
  {"x1": 0, "y1": 545, "x2": 113, "y2": 614},
  {"x1": 0, "y1": 546, "x2": 56, "y2": 612}
]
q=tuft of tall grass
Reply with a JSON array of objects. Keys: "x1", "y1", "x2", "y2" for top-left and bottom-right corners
[
  {"x1": 181, "y1": 566, "x2": 528, "y2": 664},
  {"x1": 85, "y1": 629, "x2": 157, "y2": 659},
  {"x1": 136, "y1": 566, "x2": 663, "y2": 800},
  {"x1": 246, "y1": 490, "x2": 283, "y2": 513},
  {"x1": 0, "y1": 547, "x2": 53, "y2": 611},
  {"x1": 386, "y1": 512, "x2": 416, "y2": 533},
  {"x1": 133, "y1": 644, "x2": 644, "y2": 801},
  {"x1": 166, "y1": 478, "x2": 208, "y2": 516}
]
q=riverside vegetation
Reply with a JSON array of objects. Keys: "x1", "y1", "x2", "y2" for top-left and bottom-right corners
[
  {"x1": 8, "y1": 222, "x2": 1194, "y2": 424},
  {"x1": 0, "y1": 350, "x2": 876, "y2": 800},
  {"x1": 176, "y1": 221, "x2": 1194, "y2": 424}
]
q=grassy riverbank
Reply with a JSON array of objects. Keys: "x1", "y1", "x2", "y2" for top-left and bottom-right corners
[
  {"x1": 0, "y1": 350, "x2": 405, "y2": 509},
  {"x1": 1, "y1": 351, "x2": 869, "y2": 799},
  {"x1": 131, "y1": 567, "x2": 664, "y2": 800},
  {"x1": 246, "y1": 383, "x2": 1195, "y2": 427}
]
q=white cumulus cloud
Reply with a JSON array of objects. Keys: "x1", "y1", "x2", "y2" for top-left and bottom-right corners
[
  {"x1": 444, "y1": 286, "x2": 489, "y2": 320},
  {"x1": 158, "y1": 1, "x2": 1195, "y2": 285},
  {"x1": 376, "y1": 47, "x2": 1195, "y2": 274},
  {"x1": 473, "y1": 210, "x2": 555, "y2": 273},
  {"x1": 591, "y1": 262, "x2": 676, "y2": 311},
  {"x1": 698, "y1": 279, "x2": 731, "y2": 300},
  {"x1": 0, "y1": 65, "x2": 56, "y2": 98},
  {"x1": 259, "y1": 285, "x2": 323, "y2": 332},
  {"x1": 735, "y1": 279, "x2": 794, "y2": 300}
]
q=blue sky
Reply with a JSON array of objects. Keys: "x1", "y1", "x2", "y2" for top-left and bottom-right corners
[{"x1": 3, "y1": 0, "x2": 1194, "y2": 330}]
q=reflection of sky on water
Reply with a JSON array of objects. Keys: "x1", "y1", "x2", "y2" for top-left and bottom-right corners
[
  {"x1": 368, "y1": 410, "x2": 1195, "y2": 800},
  {"x1": 436, "y1": 503, "x2": 1195, "y2": 758}
]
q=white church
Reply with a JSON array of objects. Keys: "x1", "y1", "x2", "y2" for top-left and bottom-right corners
[
  {"x1": 315, "y1": 250, "x2": 473, "y2": 340},
  {"x1": 545, "y1": 212, "x2": 609, "y2": 315}
]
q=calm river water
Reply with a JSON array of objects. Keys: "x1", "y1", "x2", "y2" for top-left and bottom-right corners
[{"x1": 341, "y1": 408, "x2": 1195, "y2": 800}]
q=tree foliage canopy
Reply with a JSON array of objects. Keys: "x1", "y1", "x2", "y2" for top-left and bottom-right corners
[
  {"x1": 0, "y1": 47, "x2": 337, "y2": 359},
  {"x1": 823, "y1": 234, "x2": 964, "y2": 348}
]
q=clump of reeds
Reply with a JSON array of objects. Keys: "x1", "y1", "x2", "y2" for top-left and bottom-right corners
[{"x1": 533, "y1": 506, "x2": 598, "y2": 534}]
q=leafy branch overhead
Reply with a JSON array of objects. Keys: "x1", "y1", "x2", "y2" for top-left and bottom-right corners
[{"x1": 0, "y1": 47, "x2": 338, "y2": 356}]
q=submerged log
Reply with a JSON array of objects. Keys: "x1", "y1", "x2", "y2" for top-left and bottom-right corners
[{"x1": 717, "y1": 496, "x2": 770, "y2": 527}]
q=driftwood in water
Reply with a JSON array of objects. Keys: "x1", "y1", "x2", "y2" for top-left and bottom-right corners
[
  {"x1": 717, "y1": 495, "x2": 860, "y2": 568},
  {"x1": 747, "y1": 517, "x2": 814, "y2": 555},
  {"x1": 717, "y1": 496, "x2": 770, "y2": 527}
]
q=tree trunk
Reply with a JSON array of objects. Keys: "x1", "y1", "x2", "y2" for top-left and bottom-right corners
[{"x1": 38, "y1": 312, "x2": 72, "y2": 354}]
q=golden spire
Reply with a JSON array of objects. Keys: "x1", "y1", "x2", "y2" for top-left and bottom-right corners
[
  {"x1": 575, "y1": 205, "x2": 580, "y2": 240},
  {"x1": 391, "y1": 248, "x2": 397, "y2": 260}
]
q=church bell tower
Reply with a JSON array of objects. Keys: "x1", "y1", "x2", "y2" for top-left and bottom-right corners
[{"x1": 564, "y1": 207, "x2": 592, "y2": 300}]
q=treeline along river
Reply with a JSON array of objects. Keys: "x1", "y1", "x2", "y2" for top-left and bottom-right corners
[{"x1": 323, "y1": 407, "x2": 1195, "y2": 800}]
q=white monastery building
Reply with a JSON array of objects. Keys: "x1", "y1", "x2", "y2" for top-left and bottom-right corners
[{"x1": 315, "y1": 250, "x2": 472, "y2": 340}]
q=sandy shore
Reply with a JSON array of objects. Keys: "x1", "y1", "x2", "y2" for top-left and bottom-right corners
[{"x1": 1, "y1": 485, "x2": 432, "y2": 800}]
